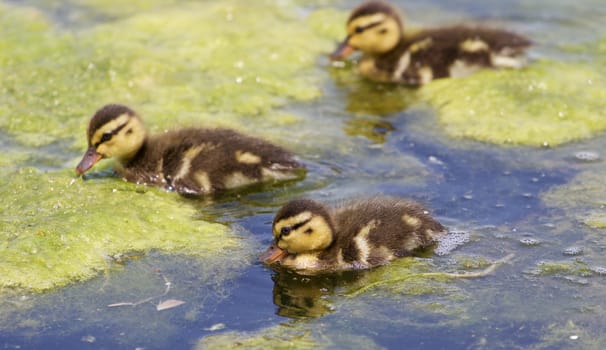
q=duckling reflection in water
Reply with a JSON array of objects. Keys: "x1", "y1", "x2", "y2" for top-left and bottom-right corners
[
  {"x1": 270, "y1": 267, "x2": 383, "y2": 318},
  {"x1": 331, "y1": 1, "x2": 531, "y2": 85},
  {"x1": 76, "y1": 104, "x2": 304, "y2": 195},
  {"x1": 260, "y1": 197, "x2": 446, "y2": 272}
]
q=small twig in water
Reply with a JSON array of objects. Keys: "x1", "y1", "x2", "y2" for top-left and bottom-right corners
[
  {"x1": 107, "y1": 269, "x2": 173, "y2": 308},
  {"x1": 346, "y1": 254, "x2": 515, "y2": 297}
]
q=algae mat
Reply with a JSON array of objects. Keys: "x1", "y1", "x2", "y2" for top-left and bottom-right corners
[
  {"x1": 0, "y1": 168, "x2": 242, "y2": 292},
  {"x1": 420, "y1": 60, "x2": 606, "y2": 147},
  {"x1": 0, "y1": 0, "x2": 340, "y2": 148}
]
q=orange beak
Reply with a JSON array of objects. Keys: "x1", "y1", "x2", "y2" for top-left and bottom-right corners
[
  {"x1": 330, "y1": 37, "x2": 355, "y2": 61},
  {"x1": 259, "y1": 243, "x2": 289, "y2": 264},
  {"x1": 76, "y1": 147, "x2": 103, "y2": 175}
]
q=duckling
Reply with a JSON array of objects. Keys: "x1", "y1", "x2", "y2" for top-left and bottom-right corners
[
  {"x1": 331, "y1": 1, "x2": 531, "y2": 85},
  {"x1": 76, "y1": 104, "x2": 304, "y2": 194},
  {"x1": 260, "y1": 197, "x2": 446, "y2": 272}
]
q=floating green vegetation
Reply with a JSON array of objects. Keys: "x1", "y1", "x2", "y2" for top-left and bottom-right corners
[
  {"x1": 420, "y1": 60, "x2": 606, "y2": 146},
  {"x1": 0, "y1": 168, "x2": 244, "y2": 293},
  {"x1": 542, "y1": 171, "x2": 606, "y2": 229},
  {"x1": 533, "y1": 320, "x2": 606, "y2": 350},
  {"x1": 0, "y1": 0, "x2": 339, "y2": 149},
  {"x1": 528, "y1": 260, "x2": 594, "y2": 277},
  {"x1": 197, "y1": 322, "x2": 384, "y2": 350}
]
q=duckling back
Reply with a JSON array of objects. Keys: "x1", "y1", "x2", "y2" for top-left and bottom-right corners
[
  {"x1": 327, "y1": 197, "x2": 445, "y2": 268},
  {"x1": 151, "y1": 128, "x2": 303, "y2": 194}
]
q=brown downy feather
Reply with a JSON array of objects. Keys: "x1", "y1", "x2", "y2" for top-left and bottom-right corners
[{"x1": 376, "y1": 26, "x2": 531, "y2": 85}]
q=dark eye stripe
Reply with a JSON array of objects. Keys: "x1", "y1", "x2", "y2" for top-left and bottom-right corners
[
  {"x1": 94, "y1": 122, "x2": 129, "y2": 147},
  {"x1": 291, "y1": 217, "x2": 312, "y2": 231},
  {"x1": 354, "y1": 20, "x2": 383, "y2": 34}
]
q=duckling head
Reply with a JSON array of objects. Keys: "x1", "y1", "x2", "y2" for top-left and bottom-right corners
[
  {"x1": 76, "y1": 104, "x2": 147, "y2": 175},
  {"x1": 331, "y1": 1, "x2": 403, "y2": 60},
  {"x1": 261, "y1": 199, "x2": 336, "y2": 264}
]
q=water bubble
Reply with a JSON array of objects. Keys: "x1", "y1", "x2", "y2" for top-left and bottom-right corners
[
  {"x1": 434, "y1": 230, "x2": 470, "y2": 256},
  {"x1": 562, "y1": 246, "x2": 583, "y2": 256},
  {"x1": 574, "y1": 151, "x2": 600, "y2": 162},
  {"x1": 428, "y1": 156, "x2": 444, "y2": 165},
  {"x1": 590, "y1": 266, "x2": 606, "y2": 275},
  {"x1": 519, "y1": 238, "x2": 540, "y2": 246},
  {"x1": 81, "y1": 335, "x2": 96, "y2": 343},
  {"x1": 331, "y1": 61, "x2": 346, "y2": 68}
]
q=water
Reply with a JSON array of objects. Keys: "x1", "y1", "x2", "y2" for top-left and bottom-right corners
[{"x1": 2, "y1": 0, "x2": 606, "y2": 349}]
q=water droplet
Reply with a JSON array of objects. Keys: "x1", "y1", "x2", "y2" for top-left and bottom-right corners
[
  {"x1": 574, "y1": 151, "x2": 600, "y2": 162},
  {"x1": 81, "y1": 335, "x2": 96, "y2": 343},
  {"x1": 590, "y1": 266, "x2": 606, "y2": 275},
  {"x1": 562, "y1": 246, "x2": 583, "y2": 256},
  {"x1": 519, "y1": 238, "x2": 540, "y2": 246},
  {"x1": 570, "y1": 335, "x2": 579, "y2": 340},
  {"x1": 235, "y1": 77, "x2": 243, "y2": 84},
  {"x1": 204, "y1": 323, "x2": 226, "y2": 331},
  {"x1": 427, "y1": 155, "x2": 444, "y2": 165}
]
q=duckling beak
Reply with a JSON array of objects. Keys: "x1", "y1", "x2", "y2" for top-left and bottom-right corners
[
  {"x1": 76, "y1": 147, "x2": 103, "y2": 175},
  {"x1": 259, "y1": 243, "x2": 288, "y2": 264},
  {"x1": 330, "y1": 37, "x2": 355, "y2": 61}
]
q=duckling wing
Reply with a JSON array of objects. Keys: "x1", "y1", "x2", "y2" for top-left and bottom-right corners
[
  {"x1": 392, "y1": 26, "x2": 530, "y2": 84},
  {"x1": 161, "y1": 129, "x2": 303, "y2": 194},
  {"x1": 334, "y1": 198, "x2": 445, "y2": 267}
]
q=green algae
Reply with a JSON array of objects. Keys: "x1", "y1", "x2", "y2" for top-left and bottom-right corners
[
  {"x1": 0, "y1": 167, "x2": 244, "y2": 293},
  {"x1": 528, "y1": 260, "x2": 594, "y2": 277},
  {"x1": 420, "y1": 60, "x2": 606, "y2": 146},
  {"x1": 531, "y1": 320, "x2": 606, "y2": 350},
  {"x1": 0, "y1": 0, "x2": 339, "y2": 149},
  {"x1": 197, "y1": 322, "x2": 384, "y2": 350},
  {"x1": 542, "y1": 171, "x2": 606, "y2": 229}
]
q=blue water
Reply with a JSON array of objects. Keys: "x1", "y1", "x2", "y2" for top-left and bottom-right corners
[{"x1": 2, "y1": 0, "x2": 606, "y2": 349}]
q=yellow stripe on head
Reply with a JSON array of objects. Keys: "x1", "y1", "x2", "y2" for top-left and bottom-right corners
[{"x1": 90, "y1": 113, "x2": 131, "y2": 146}]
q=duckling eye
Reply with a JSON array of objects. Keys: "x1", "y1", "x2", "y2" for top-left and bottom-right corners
[
  {"x1": 354, "y1": 26, "x2": 364, "y2": 34},
  {"x1": 378, "y1": 28, "x2": 388, "y2": 35},
  {"x1": 100, "y1": 132, "x2": 113, "y2": 143},
  {"x1": 280, "y1": 227, "x2": 292, "y2": 236}
]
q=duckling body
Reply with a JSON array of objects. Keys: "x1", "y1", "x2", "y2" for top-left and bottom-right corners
[
  {"x1": 76, "y1": 104, "x2": 303, "y2": 194},
  {"x1": 332, "y1": 1, "x2": 531, "y2": 85},
  {"x1": 261, "y1": 197, "x2": 446, "y2": 272}
]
